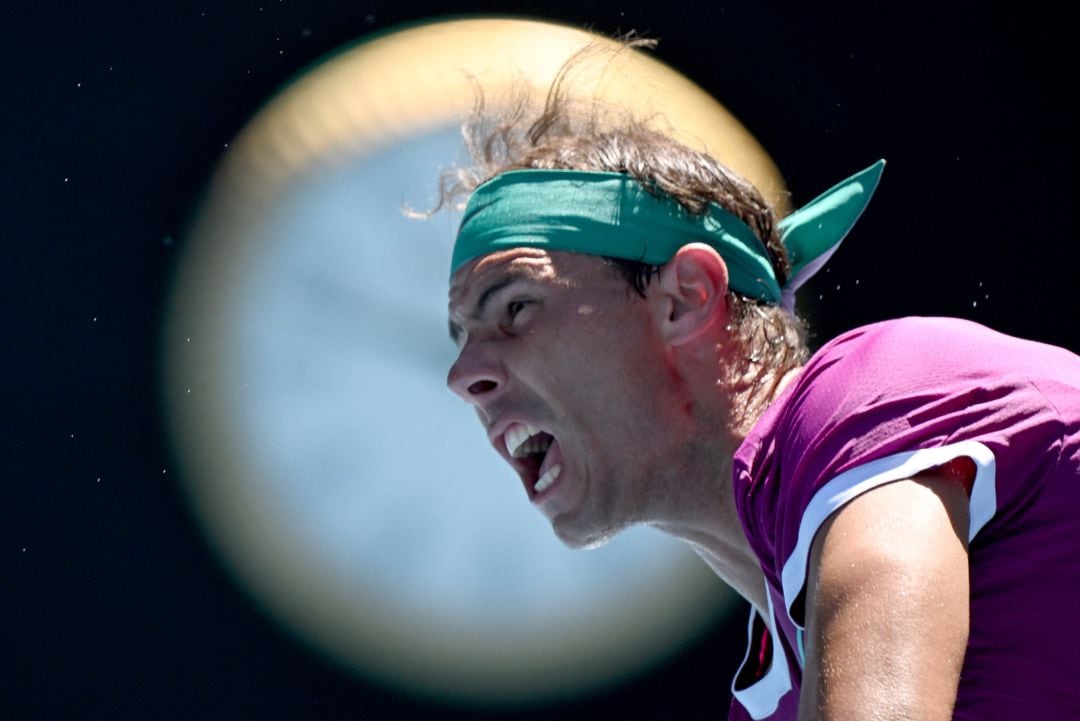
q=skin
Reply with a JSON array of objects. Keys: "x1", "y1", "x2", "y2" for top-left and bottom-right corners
[
  {"x1": 800, "y1": 472, "x2": 970, "y2": 721},
  {"x1": 447, "y1": 244, "x2": 970, "y2": 719}
]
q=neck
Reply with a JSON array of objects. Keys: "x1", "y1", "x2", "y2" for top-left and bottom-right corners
[{"x1": 653, "y1": 347, "x2": 801, "y2": 613}]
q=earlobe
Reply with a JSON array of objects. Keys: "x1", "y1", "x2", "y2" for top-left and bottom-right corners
[{"x1": 656, "y1": 243, "x2": 730, "y2": 346}]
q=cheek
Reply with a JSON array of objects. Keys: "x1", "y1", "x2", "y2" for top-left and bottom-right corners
[
  {"x1": 566, "y1": 321, "x2": 666, "y2": 403},
  {"x1": 524, "y1": 301, "x2": 663, "y2": 404}
]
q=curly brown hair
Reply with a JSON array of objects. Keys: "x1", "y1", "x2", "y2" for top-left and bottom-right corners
[{"x1": 437, "y1": 40, "x2": 809, "y2": 376}]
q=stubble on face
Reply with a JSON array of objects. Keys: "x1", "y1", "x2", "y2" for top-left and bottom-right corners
[{"x1": 450, "y1": 249, "x2": 696, "y2": 549}]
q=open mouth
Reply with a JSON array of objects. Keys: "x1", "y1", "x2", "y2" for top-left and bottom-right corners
[{"x1": 504, "y1": 424, "x2": 562, "y2": 495}]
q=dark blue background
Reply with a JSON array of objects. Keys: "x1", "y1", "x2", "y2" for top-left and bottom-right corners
[{"x1": 2, "y1": 2, "x2": 1073, "y2": 719}]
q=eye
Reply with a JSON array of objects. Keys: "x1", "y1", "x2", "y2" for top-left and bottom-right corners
[{"x1": 507, "y1": 299, "x2": 529, "y2": 320}]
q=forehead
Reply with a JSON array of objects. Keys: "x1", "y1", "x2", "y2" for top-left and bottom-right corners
[{"x1": 448, "y1": 248, "x2": 611, "y2": 313}]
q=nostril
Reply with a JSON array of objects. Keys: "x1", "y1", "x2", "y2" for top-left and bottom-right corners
[{"x1": 468, "y1": 380, "x2": 497, "y2": 395}]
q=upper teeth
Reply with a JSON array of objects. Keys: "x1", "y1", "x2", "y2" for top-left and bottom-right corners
[{"x1": 505, "y1": 424, "x2": 551, "y2": 458}]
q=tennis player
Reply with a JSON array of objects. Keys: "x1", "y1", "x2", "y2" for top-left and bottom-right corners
[{"x1": 444, "y1": 81, "x2": 1080, "y2": 720}]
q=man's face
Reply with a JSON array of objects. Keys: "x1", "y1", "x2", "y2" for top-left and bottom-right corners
[{"x1": 447, "y1": 248, "x2": 686, "y2": 548}]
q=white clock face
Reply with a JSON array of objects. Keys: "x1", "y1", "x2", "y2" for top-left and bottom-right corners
[
  {"x1": 173, "y1": 124, "x2": 730, "y2": 702},
  {"x1": 163, "y1": 17, "x2": 782, "y2": 705}
]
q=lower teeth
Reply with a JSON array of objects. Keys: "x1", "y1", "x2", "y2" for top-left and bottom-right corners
[{"x1": 534, "y1": 464, "x2": 562, "y2": 493}]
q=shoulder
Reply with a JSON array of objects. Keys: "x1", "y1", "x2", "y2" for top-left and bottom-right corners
[
  {"x1": 807, "y1": 315, "x2": 1080, "y2": 386},
  {"x1": 736, "y1": 314, "x2": 1077, "y2": 518},
  {"x1": 776, "y1": 317, "x2": 964, "y2": 458},
  {"x1": 791, "y1": 316, "x2": 1080, "y2": 442},
  {"x1": 786, "y1": 315, "x2": 1074, "y2": 431},
  {"x1": 736, "y1": 318, "x2": 1011, "y2": 580},
  {"x1": 799, "y1": 315, "x2": 996, "y2": 392}
]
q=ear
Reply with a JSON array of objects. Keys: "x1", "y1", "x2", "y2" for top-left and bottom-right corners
[{"x1": 654, "y1": 243, "x2": 731, "y2": 346}]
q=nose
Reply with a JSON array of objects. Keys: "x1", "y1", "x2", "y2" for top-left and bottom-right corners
[{"x1": 446, "y1": 341, "x2": 505, "y2": 404}]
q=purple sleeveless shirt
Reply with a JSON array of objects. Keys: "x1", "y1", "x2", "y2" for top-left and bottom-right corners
[{"x1": 727, "y1": 317, "x2": 1080, "y2": 720}]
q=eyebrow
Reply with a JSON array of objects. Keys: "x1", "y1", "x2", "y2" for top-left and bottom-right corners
[{"x1": 448, "y1": 276, "x2": 520, "y2": 344}]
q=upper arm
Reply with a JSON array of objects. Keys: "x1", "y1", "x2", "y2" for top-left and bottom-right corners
[{"x1": 798, "y1": 469, "x2": 971, "y2": 721}]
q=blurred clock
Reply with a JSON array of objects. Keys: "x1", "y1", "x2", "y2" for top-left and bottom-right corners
[{"x1": 163, "y1": 17, "x2": 784, "y2": 704}]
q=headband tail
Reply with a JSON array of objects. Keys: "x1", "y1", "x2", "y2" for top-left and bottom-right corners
[{"x1": 777, "y1": 159, "x2": 886, "y2": 311}]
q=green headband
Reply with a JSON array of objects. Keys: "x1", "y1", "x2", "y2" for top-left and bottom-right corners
[{"x1": 451, "y1": 160, "x2": 885, "y2": 311}]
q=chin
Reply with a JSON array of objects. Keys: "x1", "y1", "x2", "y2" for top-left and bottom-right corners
[{"x1": 551, "y1": 517, "x2": 622, "y2": 551}]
